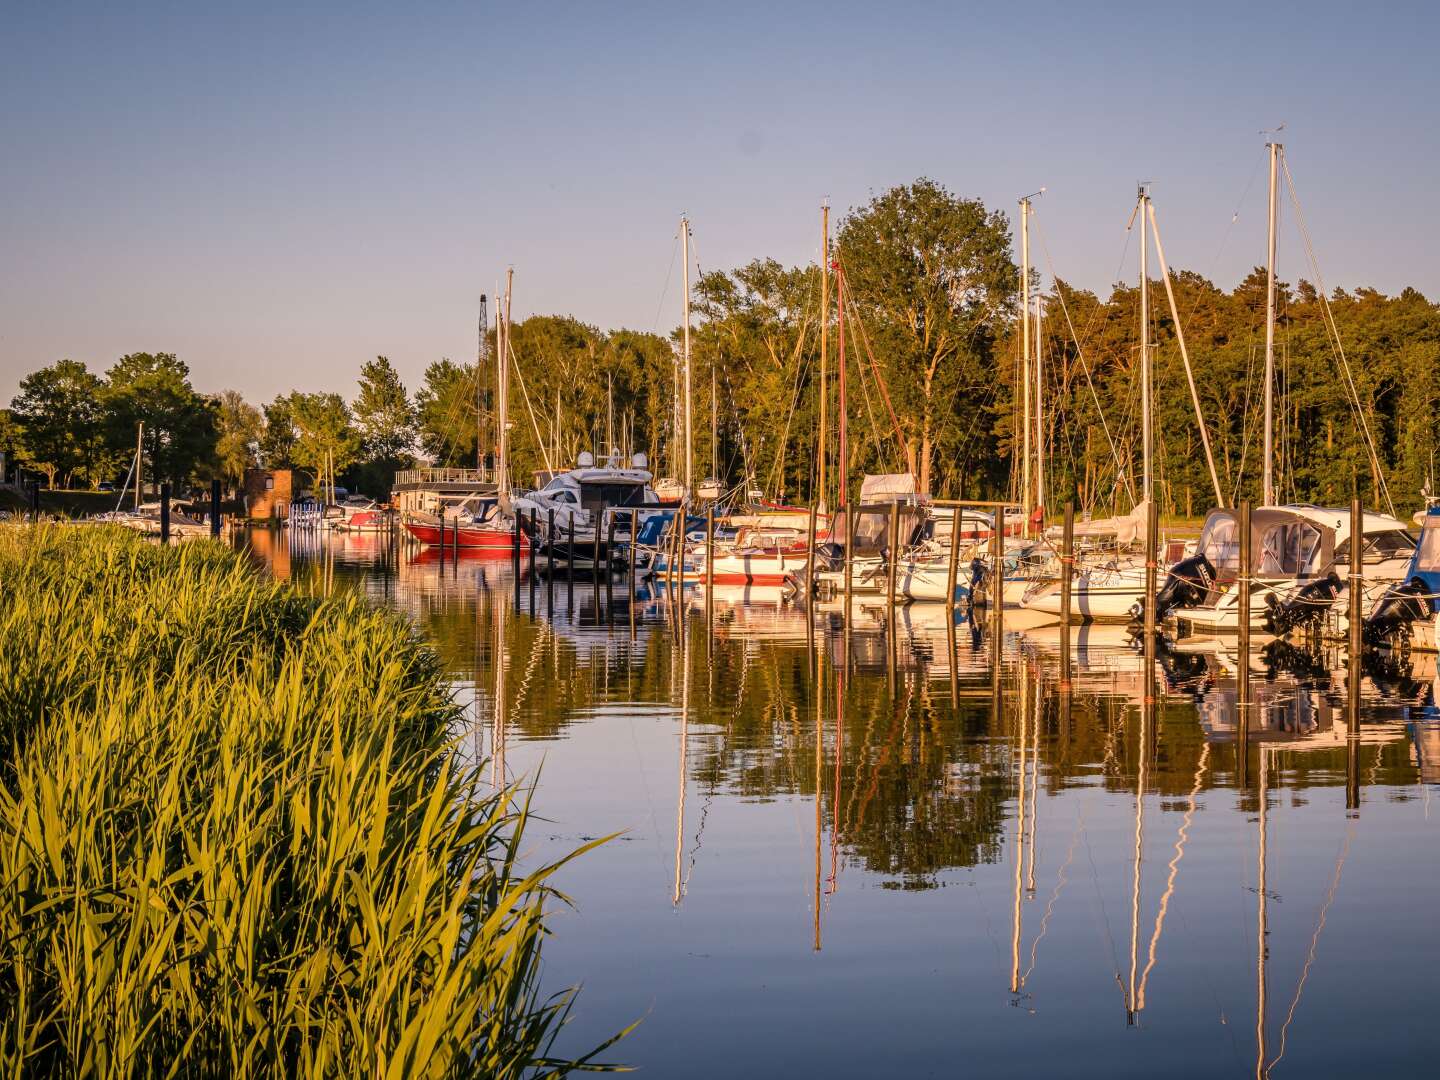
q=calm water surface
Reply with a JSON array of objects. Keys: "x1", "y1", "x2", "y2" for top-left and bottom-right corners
[{"x1": 244, "y1": 528, "x2": 1440, "y2": 1078}]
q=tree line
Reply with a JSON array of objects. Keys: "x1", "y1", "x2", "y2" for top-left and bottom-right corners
[{"x1": 5, "y1": 178, "x2": 1438, "y2": 514}]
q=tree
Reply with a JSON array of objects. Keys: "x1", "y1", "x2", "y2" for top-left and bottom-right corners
[
  {"x1": 353, "y1": 356, "x2": 416, "y2": 464},
  {"x1": 9, "y1": 359, "x2": 107, "y2": 487},
  {"x1": 288, "y1": 392, "x2": 361, "y2": 487},
  {"x1": 260, "y1": 396, "x2": 299, "y2": 468},
  {"x1": 414, "y1": 360, "x2": 479, "y2": 467},
  {"x1": 101, "y1": 353, "x2": 217, "y2": 488},
  {"x1": 0, "y1": 408, "x2": 19, "y2": 480},
  {"x1": 837, "y1": 179, "x2": 1017, "y2": 494},
  {"x1": 215, "y1": 390, "x2": 263, "y2": 489}
]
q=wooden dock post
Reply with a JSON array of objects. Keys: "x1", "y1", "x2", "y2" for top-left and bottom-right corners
[
  {"x1": 567, "y1": 513, "x2": 576, "y2": 579},
  {"x1": 592, "y1": 511, "x2": 603, "y2": 580},
  {"x1": 844, "y1": 503, "x2": 855, "y2": 612},
  {"x1": 805, "y1": 498, "x2": 818, "y2": 602},
  {"x1": 1061, "y1": 503, "x2": 1075, "y2": 692},
  {"x1": 1347, "y1": 496, "x2": 1363, "y2": 810},
  {"x1": 210, "y1": 478, "x2": 222, "y2": 538},
  {"x1": 606, "y1": 514, "x2": 617, "y2": 621},
  {"x1": 30, "y1": 481, "x2": 40, "y2": 522},
  {"x1": 990, "y1": 507, "x2": 1004, "y2": 643},
  {"x1": 705, "y1": 507, "x2": 714, "y2": 593},
  {"x1": 160, "y1": 483, "x2": 171, "y2": 545},
  {"x1": 628, "y1": 509, "x2": 638, "y2": 637},
  {"x1": 1143, "y1": 498, "x2": 1158, "y2": 640},
  {"x1": 886, "y1": 501, "x2": 900, "y2": 610},
  {"x1": 1237, "y1": 499, "x2": 1252, "y2": 782},
  {"x1": 945, "y1": 504, "x2": 961, "y2": 610},
  {"x1": 528, "y1": 509, "x2": 537, "y2": 577}
]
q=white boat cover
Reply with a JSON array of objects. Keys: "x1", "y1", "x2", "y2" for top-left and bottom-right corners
[
  {"x1": 1063, "y1": 498, "x2": 1151, "y2": 545},
  {"x1": 858, "y1": 473, "x2": 919, "y2": 501}
]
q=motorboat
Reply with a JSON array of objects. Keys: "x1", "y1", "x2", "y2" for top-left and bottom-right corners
[
  {"x1": 1160, "y1": 504, "x2": 1416, "y2": 634},
  {"x1": 1363, "y1": 502, "x2": 1440, "y2": 653},
  {"x1": 510, "y1": 451, "x2": 662, "y2": 572}
]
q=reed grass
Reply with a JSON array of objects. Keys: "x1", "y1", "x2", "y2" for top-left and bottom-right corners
[{"x1": 0, "y1": 525, "x2": 625, "y2": 1077}]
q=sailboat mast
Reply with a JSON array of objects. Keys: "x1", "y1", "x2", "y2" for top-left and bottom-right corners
[
  {"x1": 819, "y1": 203, "x2": 830, "y2": 514},
  {"x1": 1020, "y1": 197, "x2": 1032, "y2": 533},
  {"x1": 710, "y1": 364, "x2": 718, "y2": 480},
  {"x1": 836, "y1": 260, "x2": 848, "y2": 510},
  {"x1": 477, "y1": 294, "x2": 489, "y2": 472},
  {"x1": 1034, "y1": 286, "x2": 1045, "y2": 521},
  {"x1": 681, "y1": 215, "x2": 693, "y2": 496},
  {"x1": 1139, "y1": 184, "x2": 1152, "y2": 509},
  {"x1": 134, "y1": 422, "x2": 144, "y2": 508},
  {"x1": 498, "y1": 269, "x2": 513, "y2": 496},
  {"x1": 1262, "y1": 142, "x2": 1281, "y2": 506}
]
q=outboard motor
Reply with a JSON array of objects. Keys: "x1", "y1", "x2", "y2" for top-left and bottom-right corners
[
  {"x1": 969, "y1": 558, "x2": 990, "y2": 607},
  {"x1": 1139, "y1": 553, "x2": 1216, "y2": 625},
  {"x1": 1362, "y1": 577, "x2": 1434, "y2": 649},
  {"x1": 1262, "y1": 571, "x2": 1343, "y2": 635}
]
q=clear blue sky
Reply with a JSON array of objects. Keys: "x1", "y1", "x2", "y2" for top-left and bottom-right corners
[{"x1": 3, "y1": 0, "x2": 1436, "y2": 405}]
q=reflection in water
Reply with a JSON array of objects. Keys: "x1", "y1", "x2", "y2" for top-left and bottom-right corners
[{"x1": 237, "y1": 529, "x2": 1440, "y2": 1078}]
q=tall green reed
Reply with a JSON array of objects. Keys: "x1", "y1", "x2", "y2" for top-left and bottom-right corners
[{"x1": 0, "y1": 526, "x2": 627, "y2": 1077}]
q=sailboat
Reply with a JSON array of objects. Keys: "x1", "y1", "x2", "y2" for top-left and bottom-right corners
[
  {"x1": 1147, "y1": 144, "x2": 1417, "y2": 634},
  {"x1": 404, "y1": 281, "x2": 530, "y2": 555}
]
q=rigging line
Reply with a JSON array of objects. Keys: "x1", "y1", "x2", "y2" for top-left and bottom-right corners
[
  {"x1": 1267, "y1": 822, "x2": 1354, "y2": 1075},
  {"x1": 1178, "y1": 149, "x2": 1267, "y2": 329},
  {"x1": 1033, "y1": 222, "x2": 1133, "y2": 505},
  {"x1": 1022, "y1": 815, "x2": 1082, "y2": 988},
  {"x1": 506, "y1": 338, "x2": 555, "y2": 478},
  {"x1": 1079, "y1": 809, "x2": 1126, "y2": 1002},
  {"x1": 1279, "y1": 157, "x2": 1395, "y2": 517},
  {"x1": 835, "y1": 256, "x2": 910, "y2": 455},
  {"x1": 652, "y1": 233, "x2": 681, "y2": 332},
  {"x1": 1137, "y1": 741, "x2": 1211, "y2": 1009}
]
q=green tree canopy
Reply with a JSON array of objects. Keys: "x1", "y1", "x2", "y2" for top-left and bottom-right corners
[
  {"x1": 288, "y1": 392, "x2": 361, "y2": 484},
  {"x1": 353, "y1": 357, "x2": 416, "y2": 465},
  {"x1": 415, "y1": 360, "x2": 479, "y2": 468},
  {"x1": 9, "y1": 359, "x2": 108, "y2": 487},
  {"x1": 836, "y1": 178, "x2": 1017, "y2": 496},
  {"x1": 260, "y1": 396, "x2": 298, "y2": 469},
  {"x1": 215, "y1": 390, "x2": 263, "y2": 488},
  {"x1": 101, "y1": 353, "x2": 217, "y2": 488}
]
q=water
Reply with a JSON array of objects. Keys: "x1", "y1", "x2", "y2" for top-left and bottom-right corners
[{"x1": 244, "y1": 528, "x2": 1440, "y2": 1078}]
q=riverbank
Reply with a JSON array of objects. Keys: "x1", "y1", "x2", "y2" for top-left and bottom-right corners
[{"x1": 0, "y1": 525, "x2": 621, "y2": 1075}]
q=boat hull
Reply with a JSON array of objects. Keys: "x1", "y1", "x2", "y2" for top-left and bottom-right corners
[{"x1": 403, "y1": 520, "x2": 527, "y2": 555}]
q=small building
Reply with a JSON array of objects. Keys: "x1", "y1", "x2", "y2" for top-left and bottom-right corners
[
  {"x1": 244, "y1": 468, "x2": 294, "y2": 521},
  {"x1": 391, "y1": 467, "x2": 496, "y2": 515}
]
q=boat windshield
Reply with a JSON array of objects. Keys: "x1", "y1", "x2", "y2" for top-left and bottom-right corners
[
  {"x1": 1418, "y1": 520, "x2": 1440, "y2": 572},
  {"x1": 1197, "y1": 514, "x2": 1241, "y2": 575},
  {"x1": 1258, "y1": 521, "x2": 1323, "y2": 576},
  {"x1": 579, "y1": 482, "x2": 647, "y2": 514}
]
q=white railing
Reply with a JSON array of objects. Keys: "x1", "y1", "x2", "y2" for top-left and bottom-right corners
[{"x1": 393, "y1": 467, "x2": 494, "y2": 487}]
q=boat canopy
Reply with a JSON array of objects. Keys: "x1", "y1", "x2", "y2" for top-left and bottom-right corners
[
  {"x1": 1195, "y1": 506, "x2": 1334, "y2": 580},
  {"x1": 858, "y1": 473, "x2": 919, "y2": 502},
  {"x1": 1412, "y1": 507, "x2": 1440, "y2": 584}
]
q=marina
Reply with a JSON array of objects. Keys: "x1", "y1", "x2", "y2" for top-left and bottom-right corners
[
  {"x1": 5, "y1": 5, "x2": 1440, "y2": 1073},
  {"x1": 239, "y1": 526, "x2": 1440, "y2": 1077}
]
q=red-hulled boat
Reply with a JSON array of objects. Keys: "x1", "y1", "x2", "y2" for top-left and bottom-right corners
[{"x1": 402, "y1": 499, "x2": 529, "y2": 557}]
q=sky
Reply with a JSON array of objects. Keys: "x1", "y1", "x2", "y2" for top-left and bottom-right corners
[{"x1": 3, "y1": 0, "x2": 1437, "y2": 405}]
